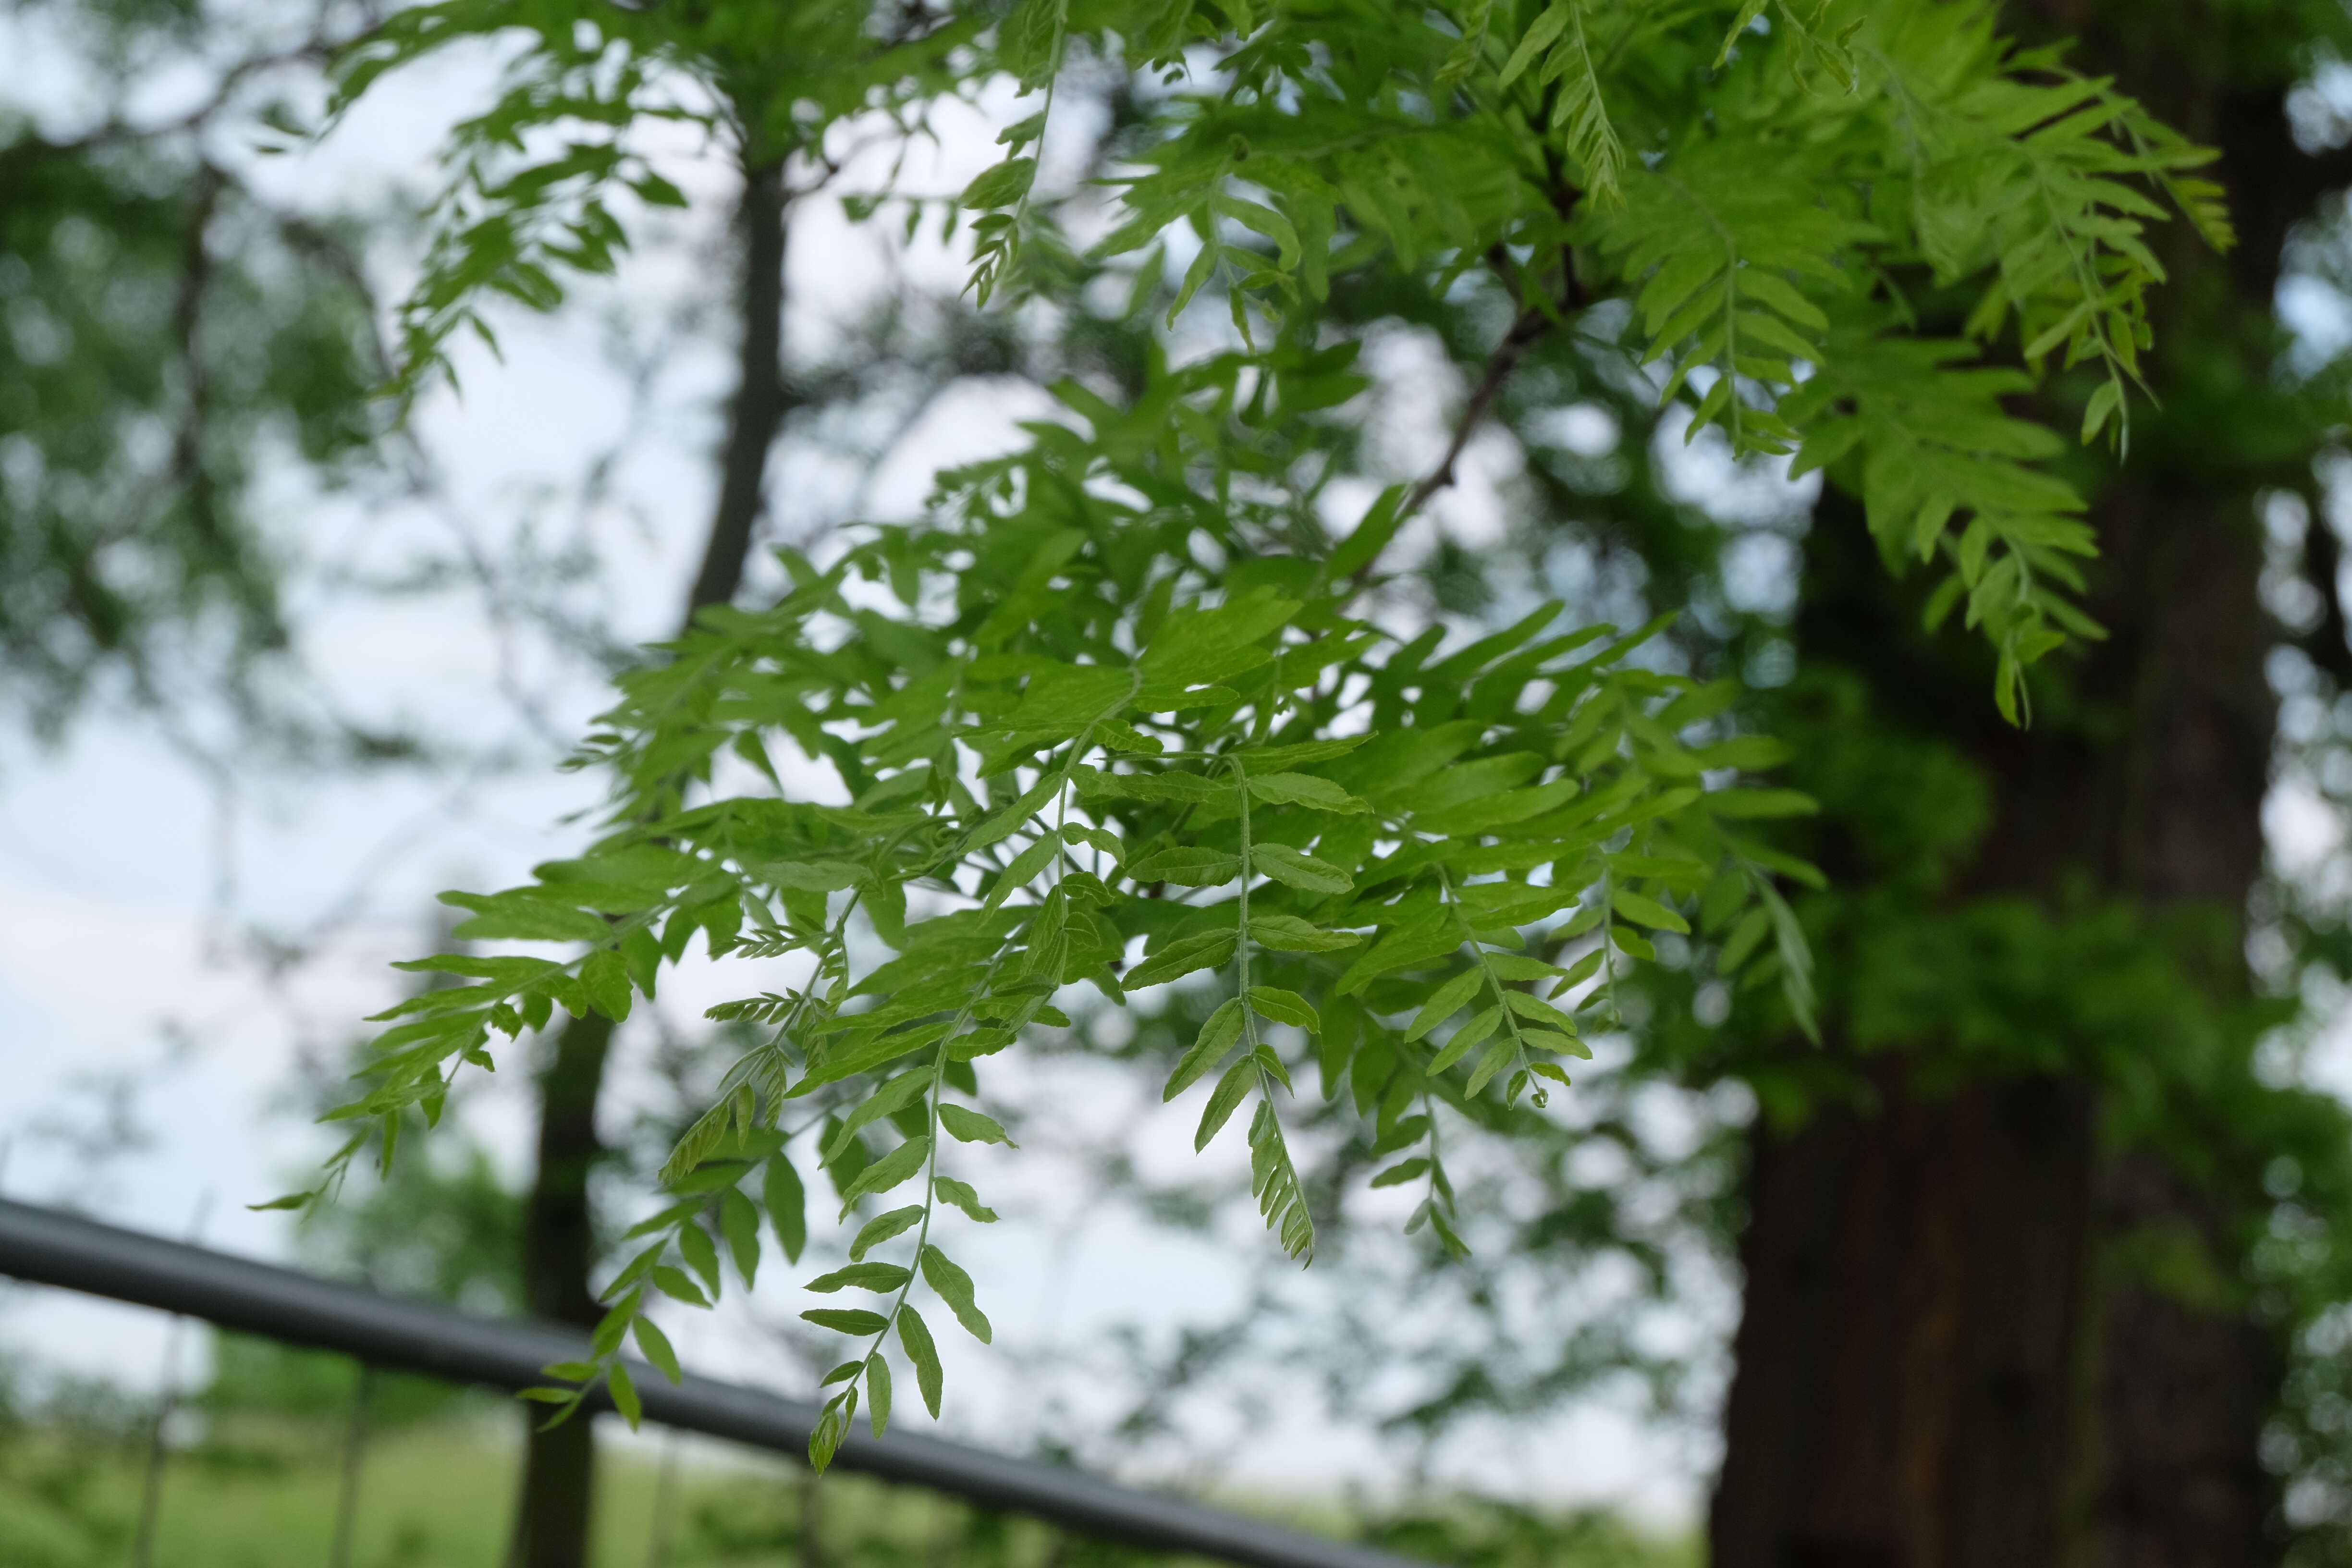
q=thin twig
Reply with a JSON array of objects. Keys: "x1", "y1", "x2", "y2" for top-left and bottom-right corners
[
  {"x1": 1375, "y1": 173, "x2": 1589, "y2": 571},
  {"x1": 1400, "y1": 302, "x2": 1554, "y2": 518}
]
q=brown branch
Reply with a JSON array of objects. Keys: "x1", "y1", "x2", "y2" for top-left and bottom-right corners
[
  {"x1": 1390, "y1": 171, "x2": 1589, "y2": 538},
  {"x1": 686, "y1": 152, "x2": 796, "y2": 618},
  {"x1": 1401, "y1": 301, "x2": 1554, "y2": 518}
]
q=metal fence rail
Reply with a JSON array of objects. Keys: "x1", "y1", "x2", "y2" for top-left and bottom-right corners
[{"x1": 0, "y1": 1198, "x2": 1425, "y2": 1568}]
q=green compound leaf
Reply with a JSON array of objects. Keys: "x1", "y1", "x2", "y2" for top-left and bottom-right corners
[
  {"x1": 1406, "y1": 970, "x2": 1485, "y2": 1041},
  {"x1": 919, "y1": 1245, "x2": 993, "y2": 1344},
  {"x1": 651, "y1": 1266, "x2": 709, "y2": 1309},
  {"x1": 677, "y1": 1220, "x2": 723, "y2": 1300},
  {"x1": 1428, "y1": 1007, "x2": 1503, "y2": 1074},
  {"x1": 1245, "y1": 986, "x2": 1321, "y2": 1032},
  {"x1": 1504, "y1": 990, "x2": 1580, "y2": 1033},
  {"x1": 1466, "y1": 1035, "x2": 1518, "y2": 1097},
  {"x1": 1248, "y1": 914, "x2": 1360, "y2": 952},
  {"x1": 934, "y1": 1176, "x2": 999, "y2": 1222},
  {"x1": 1609, "y1": 888, "x2": 1690, "y2": 933},
  {"x1": 898, "y1": 1307, "x2": 944, "y2": 1419},
  {"x1": 1127, "y1": 930, "x2": 1238, "y2": 988},
  {"x1": 634, "y1": 1318, "x2": 683, "y2": 1384},
  {"x1": 1129, "y1": 846, "x2": 1242, "y2": 885},
  {"x1": 608, "y1": 1362, "x2": 642, "y2": 1429},
  {"x1": 807, "y1": 1262, "x2": 913, "y2": 1294},
  {"x1": 823, "y1": 1073, "x2": 930, "y2": 1160},
  {"x1": 581, "y1": 949, "x2": 634, "y2": 1021},
  {"x1": 938, "y1": 1104, "x2": 1018, "y2": 1147},
  {"x1": 809, "y1": 1396, "x2": 851, "y2": 1473},
  {"x1": 835, "y1": 1136, "x2": 933, "y2": 1219},
  {"x1": 983, "y1": 832, "x2": 1063, "y2": 912},
  {"x1": 1245, "y1": 773, "x2": 1372, "y2": 813},
  {"x1": 1195, "y1": 1057, "x2": 1257, "y2": 1150},
  {"x1": 1499, "y1": 1, "x2": 1568, "y2": 87},
  {"x1": 1165, "y1": 998, "x2": 1247, "y2": 1100},
  {"x1": 720, "y1": 1189, "x2": 761, "y2": 1287},
  {"x1": 1251, "y1": 843, "x2": 1353, "y2": 894},
  {"x1": 866, "y1": 1353, "x2": 893, "y2": 1437},
  {"x1": 848, "y1": 1206, "x2": 925, "y2": 1262},
  {"x1": 961, "y1": 155, "x2": 1037, "y2": 209}
]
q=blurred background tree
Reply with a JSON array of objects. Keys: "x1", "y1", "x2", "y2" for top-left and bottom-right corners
[{"x1": 0, "y1": 0, "x2": 380, "y2": 743}]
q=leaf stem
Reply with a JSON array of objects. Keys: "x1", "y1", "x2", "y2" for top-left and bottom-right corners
[
  {"x1": 822, "y1": 941, "x2": 1014, "y2": 1463},
  {"x1": 1436, "y1": 865, "x2": 1539, "y2": 1100}
]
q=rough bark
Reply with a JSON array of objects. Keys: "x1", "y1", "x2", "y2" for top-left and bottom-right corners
[
  {"x1": 1709, "y1": 6, "x2": 2314, "y2": 1565},
  {"x1": 1712, "y1": 1071, "x2": 2100, "y2": 1568},
  {"x1": 509, "y1": 149, "x2": 791, "y2": 1568},
  {"x1": 688, "y1": 154, "x2": 792, "y2": 616},
  {"x1": 510, "y1": 1006, "x2": 617, "y2": 1567}
]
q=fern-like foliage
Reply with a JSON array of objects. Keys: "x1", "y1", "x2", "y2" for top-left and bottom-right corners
[
  {"x1": 288, "y1": 0, "x2": 2230, "y2": 1461},
  {"x1": 1000, "y1": 0, "x2": 2224, "y2": 712},
  {"x1": 305, "y1": 364, "x2": 1819, "y2": 1459},
  {"x1": 1498, "y1": 2, "x2": 1625, "y2": 200}
]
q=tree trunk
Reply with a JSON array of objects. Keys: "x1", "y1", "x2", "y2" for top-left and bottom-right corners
[
  {"x1": 688, "y1": 154, "x2": 791, "y2": 616},
  {"x1": 1709, "y1": 6, "x2": 2323, "y2": 1564},
  {"x1": 1712, "y1": 1072, "x2": 2100, "y2": 1568},
  {"x1": 1711, "y1": 481, "x2": 2280, "y2": 1568},
  {"x1": 508, "y1": 148, "x2": 791, "y2": 1568},
  {"x1": 514, "y1": 1009, "x2": 614, "y2": 1568}
]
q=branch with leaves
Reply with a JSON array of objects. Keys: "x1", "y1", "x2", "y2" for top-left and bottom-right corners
[{"x1": 293, "y1": 0, "x2": 2230, "y2": 1468}]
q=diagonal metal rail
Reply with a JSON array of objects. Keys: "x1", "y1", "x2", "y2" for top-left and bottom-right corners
[{"x1": 0, "y1": 1198, "x2": 1424, "y2": 1568}]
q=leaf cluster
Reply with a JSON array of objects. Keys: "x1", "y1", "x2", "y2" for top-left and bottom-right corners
[
  {"x1": 957, "y1": 0, "x2": 2227, "y2": 716},
  {"x1": 294, "y1": 361, "x2": 1818, "y2": 1456},
  {"x1": 303, "y1": 0, "x2": 2235, "y2": 1466}
]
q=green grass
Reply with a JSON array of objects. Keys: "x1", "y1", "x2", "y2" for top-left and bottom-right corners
[
  {"x1": 120, "y1": 1425, "x2": 533, "y2": 1568},
  {"x1": 0, "y1": 1416, "x2": 961, "y2": 1568},
  {"x1": 0, "y1": 1412, "x2": 1695, "y2": 1568}
]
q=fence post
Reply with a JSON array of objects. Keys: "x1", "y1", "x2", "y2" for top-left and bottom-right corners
[
  {"x1": 328, "y1": 1363, "x2": 376, "y2": 1568},
  {"x1": 127, "y1": 1310, "x2": 186, "y2": 1568},
  {"x1": 130, "y1": 1193, "x2": 210, "y2": 1568}
]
